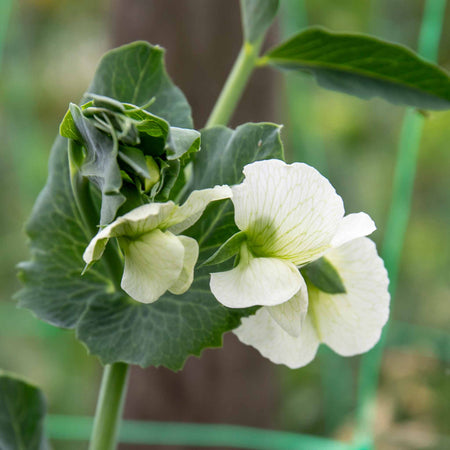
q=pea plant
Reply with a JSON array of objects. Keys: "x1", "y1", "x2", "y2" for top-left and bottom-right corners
[{"x1": 2, "y1": 1, "x2": 449, "y2": 449}]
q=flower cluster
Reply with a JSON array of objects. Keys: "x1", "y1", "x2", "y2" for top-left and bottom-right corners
[
  {"x1": 208, "y1": 159, "x2": 390, "y2": 368},
  {"x1": 84, "y1": 157, "x2": 389, "y2": 368}
]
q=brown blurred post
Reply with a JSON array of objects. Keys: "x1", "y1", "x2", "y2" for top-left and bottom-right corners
[{"x1": 111, "y1": 1, "x2": 280, "y2": 448}]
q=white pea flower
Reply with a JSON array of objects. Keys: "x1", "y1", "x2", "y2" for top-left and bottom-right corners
[
  {"x1": 234, "y1": 237, "x2": 390, "y2": 368},
  {"x1": 209, "y1": 159, "x2": 376, "y2": 308},
  {"x1": 83, "y1": 185, "x2": 231, "y2": 304}
]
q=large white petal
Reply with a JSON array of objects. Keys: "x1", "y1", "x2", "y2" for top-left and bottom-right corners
[
  {"x1": 119, "y1": 229, "x2": 184, "y2": 304},
  {"x1": 234, "y1": 309, "x2": 320, "y2": 369},
  {"x1": 83, "y1": 202, "x2": 176, "y2": 265},
  {"x1": 165, "y1": 185, "x2": 232, "y2": 234},
  {"x1": 232, "y1": 159, "x2": 344, "y2": 265},
  {"x1": 210, "y1": 244, "x2": 303, "y2": 308},
  {"x1": 310, "y1": 237, "x2": 390, "y2": 356},
  {"x1": 330, "y1": 212, "x2": 376, "y2": 248},
  {"x1": 169, "y1": 235, "x2": 199, "y2": 295},
  {"x1": 266, "y1": 276, "x2": 308, "y2": 337}
]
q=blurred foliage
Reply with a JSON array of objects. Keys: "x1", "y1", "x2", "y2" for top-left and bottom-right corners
[
  {"x1": 0, "y1": 0, "x2": 110, "y2": 440},
  {"x1": 276, "y1": 1, "x2": 450, "y2": 449},
  {"x1": 0, "y1": 0, "x2": 449, "y2": 449}
]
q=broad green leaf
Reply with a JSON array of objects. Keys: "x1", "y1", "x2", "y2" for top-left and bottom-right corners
[
  {"x1": 202, "y1": 231, "x2": 247, "y2": 266},
  {"x1": 240, "y1": 0, "x2": 279, "y2": 44},
  {"x1": 0, "y1": 373, "x2": 48, "y2": 450},
  {"x1": 302, "y1": 257, "x2": 346, "y2": 294},
  {"x1": 264, "y1": 27, "x2": 450, "y2": 110},
  {"x1": 87, "y1": 41, "x2": 193, "y2": 128},
  {"x1": 192, "y1": 122, "x2": 284, "y2": 192},
  {"x1": 17, "y1": 136, "x2": 113, "y2": 328}
]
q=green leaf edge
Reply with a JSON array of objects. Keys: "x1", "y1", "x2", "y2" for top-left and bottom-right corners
[{"x1": 263, "y1": 26, "x2": 450, "y2": 110}]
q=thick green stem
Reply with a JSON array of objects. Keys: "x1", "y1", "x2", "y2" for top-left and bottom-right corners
[
  {"x1": 205, "y1": 39, "x2": 262, "y2": 128},
  {"x1": 89, "y1": 363, "x2": 130, "y2": 450}
]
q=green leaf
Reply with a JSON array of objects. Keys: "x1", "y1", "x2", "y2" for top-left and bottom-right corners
[
  {"x1": 302, "y1": 257, "x2": 346, "y2": 294},
  {"x1": 165, "y1": 127, "x2": 200, "y2": 161},
  {"x1": 0, "y1": 372, "x2": 48, "y2": 450},
  {"x1": 264, "y1": 27, "x2": 450, "y2": 110},
  {"x1": 192, "y1": 122, "x2": 284, "y2": 193},
  {"x1": 16, "y1": 137, "x2": 113, "y2": 328},
  {"x1": 86, "y1": 41, "x2": 193, "y2": 128},
  {"x1": 240, "y1": 0, "x2": 279, "y2": 44},
  {"x1": 202, "y1": 231, "x2": 247, "y2": 266}
]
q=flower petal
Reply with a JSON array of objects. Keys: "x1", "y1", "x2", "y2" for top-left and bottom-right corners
[
  {"x1": 169, "y1": 235, "x2": 199, "y2": 295},
  {"x1": 232, "y1": 159, "x2": 344, "y2": 265},
  {"x1": 120, "y1": 229, "x2": 184, "y2": 304},
  {"x1": 165, "y1": 185, "x2": 232, "y2": 234},
  {"x1": 266, "y1": 276, "x2": 308, "y2": 337},
  {"x1": 210, "y1": 244, "x2": 303, "y2": 308},
  {"x1": 310, "y1": 237, "x2": 390, "y2": 356},
  {"x1": 83, "y1": 226, "x2": 114, "y2": 266},
  {"x1": 330, "y1": 212, "x2": 376, "y2": 248},
  {"x1": 234, "y1": 310, "x2": 320, "y2": 369},
  {"x1": 106, "y1": 202, "x2": 176, "y2": 236},
  {"x1": 83, "y1": 202, "x2": 176, "y2": 265}
]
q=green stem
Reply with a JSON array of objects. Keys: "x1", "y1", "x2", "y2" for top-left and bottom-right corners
[
  {"x1": 354, "y1": 0, "x2": 446, "y2": 448},
  {"x1": 89, "y1": 363, "x2": 130, "y2": 450},
  {"x1": 205, "y1": 39, "x2": 263, "y2": 128}
]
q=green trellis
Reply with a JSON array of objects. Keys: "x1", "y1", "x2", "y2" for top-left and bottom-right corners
[{"x1": 1, "y1": 0, "x2": 449, "y2": 449}]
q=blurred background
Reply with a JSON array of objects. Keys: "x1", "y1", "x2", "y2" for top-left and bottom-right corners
[{"x1": 0, "y1": 0, "x2": 449, "y2": 449}]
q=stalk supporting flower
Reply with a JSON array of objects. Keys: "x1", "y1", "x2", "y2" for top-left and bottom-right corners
[{"x1": 84, "y1": 185, "x2": 231, "y2": 303}]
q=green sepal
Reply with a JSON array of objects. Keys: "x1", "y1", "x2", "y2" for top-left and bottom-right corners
[
  {"x1": 264, "y1": 27, "x2": 450, "y2": 110},
  {"x1": 302, "y1": 257, "x2": 346, "y2": 294},
  {"x1": 0, "y1": 372, "x2": 49, "y2": 450},
  {"x1": 202, "y1": 231, "x2": 247, "y2": 266}
]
